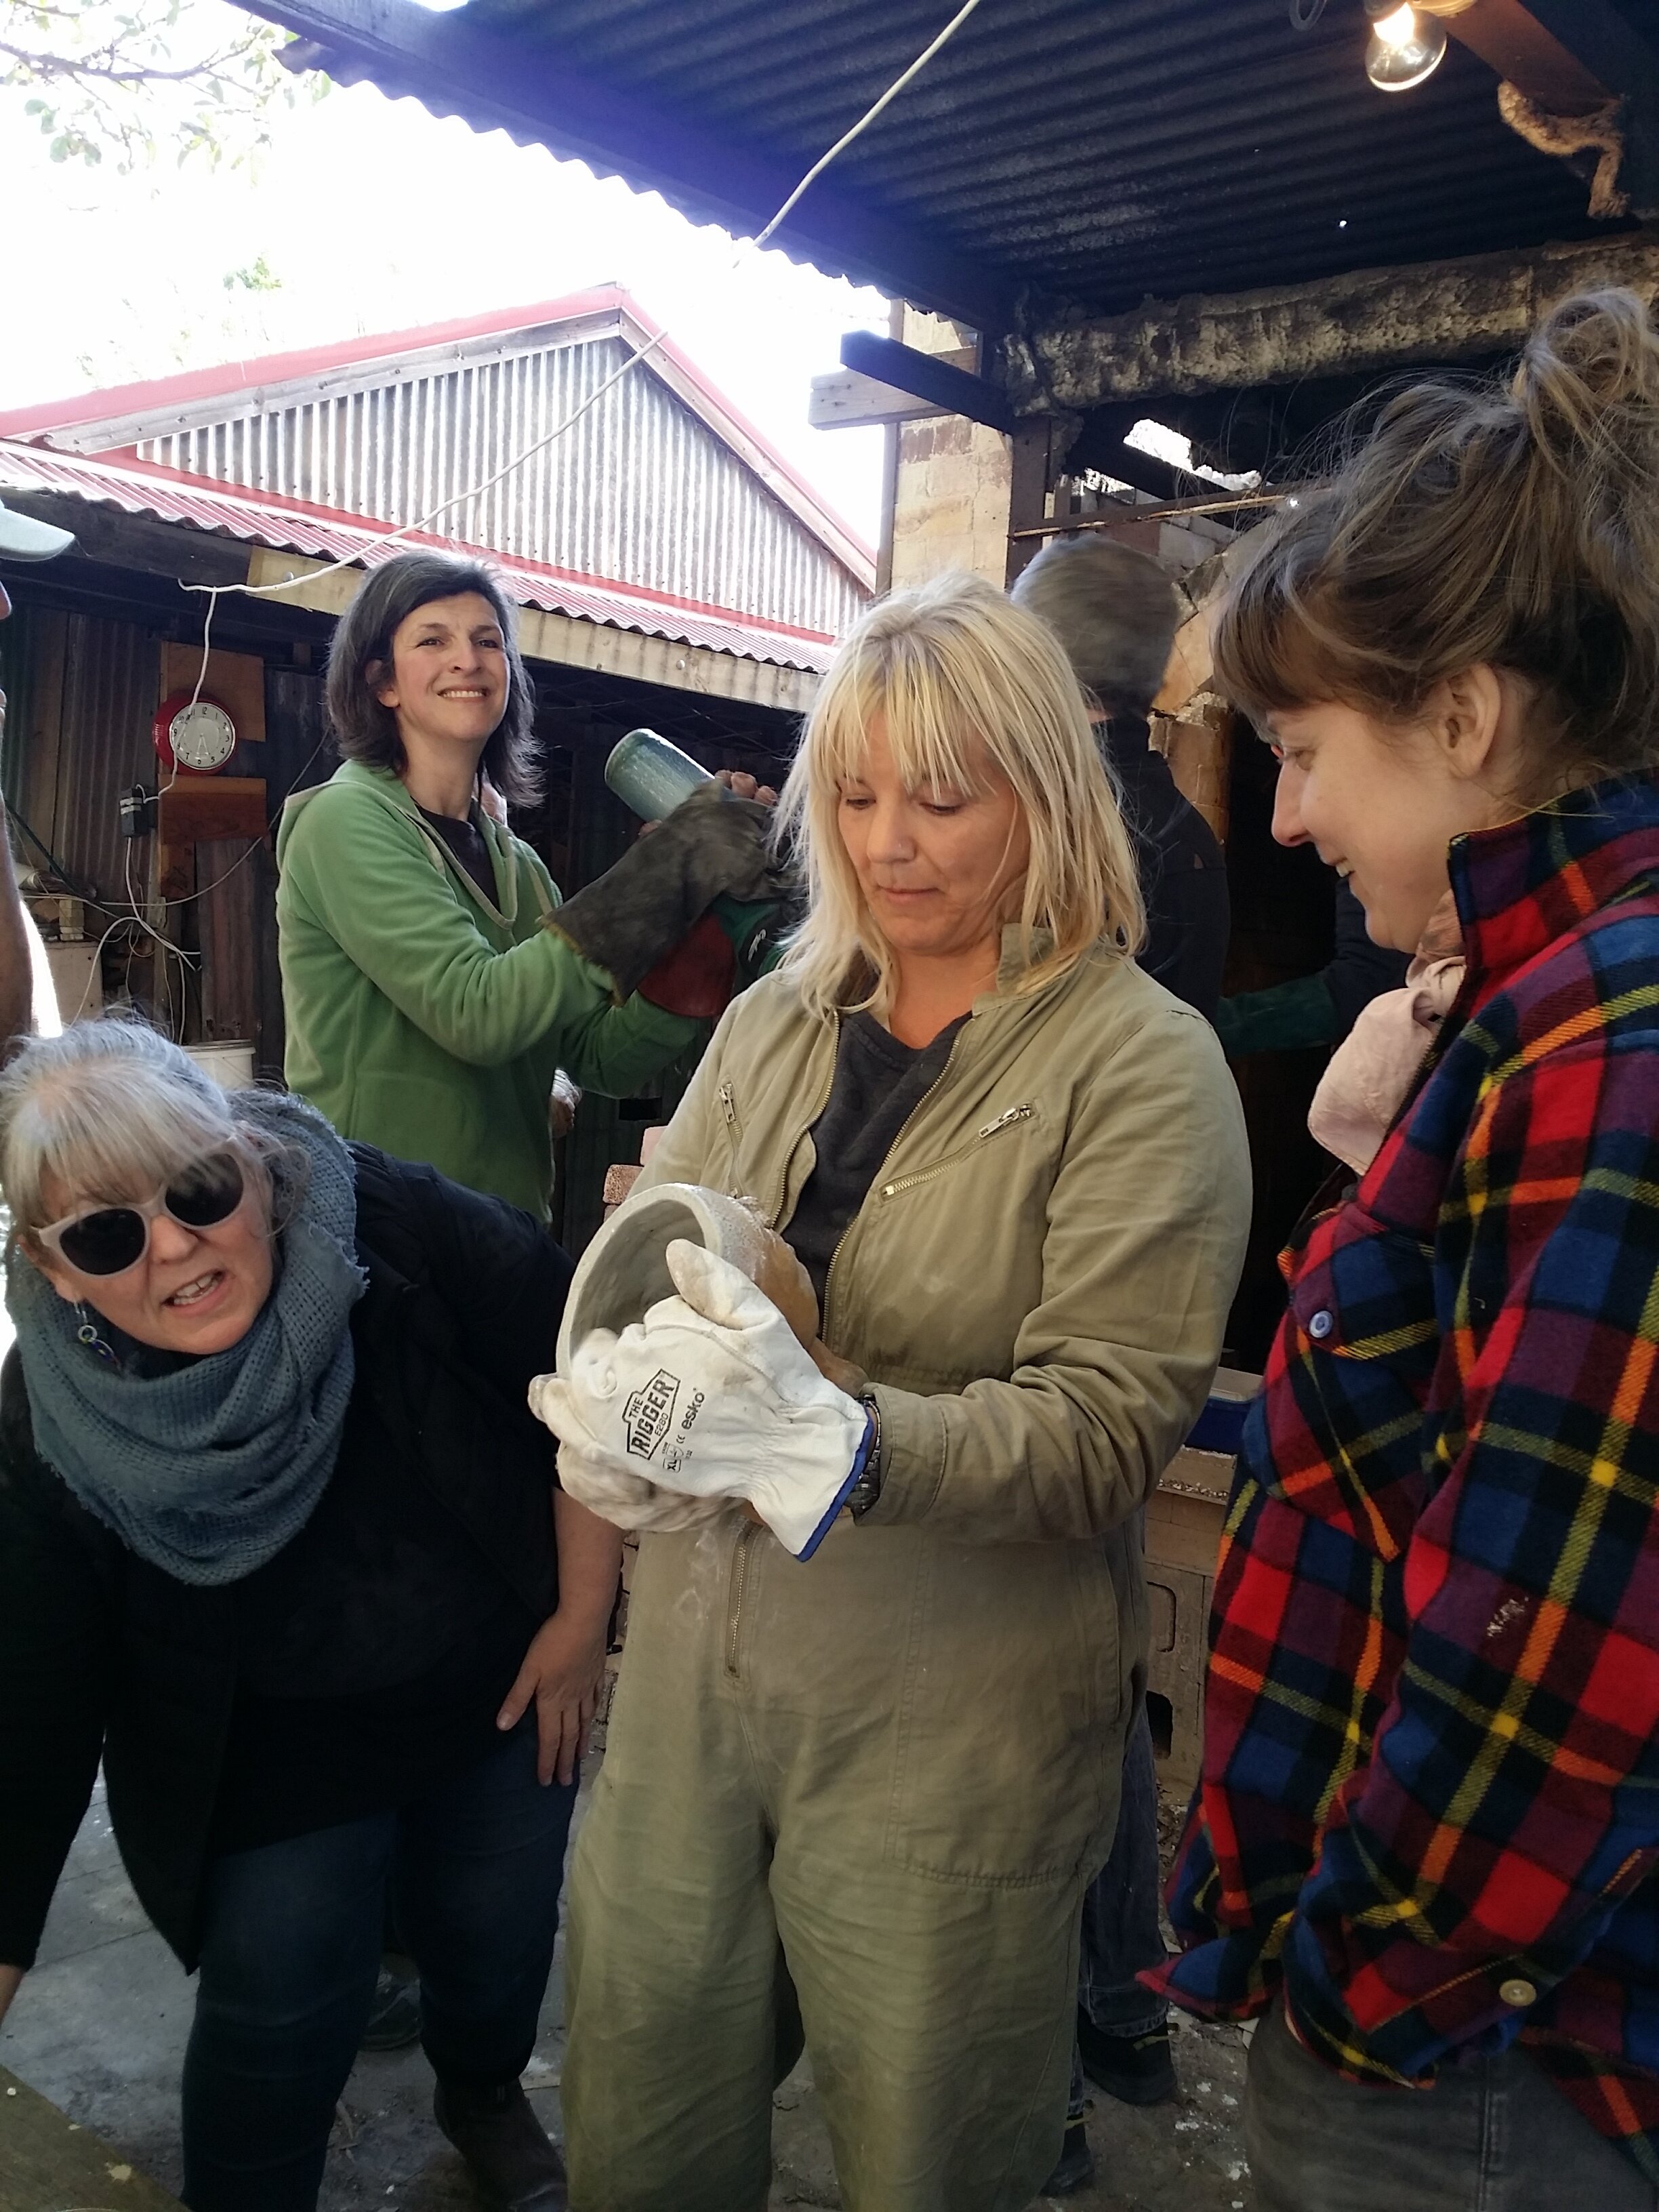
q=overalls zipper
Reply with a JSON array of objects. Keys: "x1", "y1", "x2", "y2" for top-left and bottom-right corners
[
  {"x1": 725, "y1": 1521, "x2": 758, "y2": 1679},
  {"x1": 720, "y1": 1052, "x2": 833, "y2": 1679}
]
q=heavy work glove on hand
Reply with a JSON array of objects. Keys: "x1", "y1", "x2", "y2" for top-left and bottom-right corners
[
  {"x1": 541, "y1": 1432, "x2": 737, "y2": 1536},
  {"x1": 551, "y1": 783, "x2": 790, "y2": 1000},
  {"x1": 531, "y1": 1240, "x2": 872, "y2": 1559}
]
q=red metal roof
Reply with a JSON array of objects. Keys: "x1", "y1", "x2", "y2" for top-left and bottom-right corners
[
  {"x1": 0, "y1": 438, "x2": 838, "y2": 674},
  {"x1": 0, "y1": 284, "x2": 875, "y2": 586}
]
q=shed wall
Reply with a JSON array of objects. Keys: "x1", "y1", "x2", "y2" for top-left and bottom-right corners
[{"x1": 136, "y1": 337, "x2": 866, "y2": 640}]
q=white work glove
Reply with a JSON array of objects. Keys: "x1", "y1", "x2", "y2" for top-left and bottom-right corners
[
  {"x1": 548, "y1": 1432, "x2": 736, "y2": 1536},
  {"x1": 531, "y1": 1240, "x2": 873, "y2": 1559}
]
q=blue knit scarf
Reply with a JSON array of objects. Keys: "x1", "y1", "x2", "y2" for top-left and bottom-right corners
[{"x1": 5, "y1": 1092, "x2": 366, "y2": 1586}]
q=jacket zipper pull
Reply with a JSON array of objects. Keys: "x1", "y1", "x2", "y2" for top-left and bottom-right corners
[
  {"x1": 977, "y1": 1103, "x2": 1032, "y2": 1139},
  {"x1": 718, "y1": 1083, "x2": 737, "y2": 1127}
]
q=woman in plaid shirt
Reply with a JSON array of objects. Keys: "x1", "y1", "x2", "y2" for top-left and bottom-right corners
[{"x1": 1156, "y1": 289, "x2": 1659, "y2": 2210}]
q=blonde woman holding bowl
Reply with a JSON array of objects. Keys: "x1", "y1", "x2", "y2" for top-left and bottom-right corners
[{"x1": 537, "y1": 571, "x2": 1250, "y2": 2212}]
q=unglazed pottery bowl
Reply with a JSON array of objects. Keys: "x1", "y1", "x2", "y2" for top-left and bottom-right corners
[{"x1": 556, "y1": 1181, "x2": 771, "y2": 1373}]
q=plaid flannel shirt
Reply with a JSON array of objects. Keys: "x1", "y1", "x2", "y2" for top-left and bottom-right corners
[{"x1": 1152, "y1": 775, "x2": 1659, "y2": 2180}]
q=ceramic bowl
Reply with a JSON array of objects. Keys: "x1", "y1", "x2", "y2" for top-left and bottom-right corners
[{"x1": 556, "y1": 1181, "x2": 770, "y2": 1373}]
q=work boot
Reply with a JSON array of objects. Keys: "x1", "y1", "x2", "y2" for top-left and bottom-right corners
[
  {"x1": 433, "y1": 2077, "x2": 568, "y2": 2211},
  {"x1": 1076, "y1": 2014, "x2": 1177, "y2": 2107},
  {"x1": 1039, "y1": 2119, "x2": 1096, "y2": 2195}
]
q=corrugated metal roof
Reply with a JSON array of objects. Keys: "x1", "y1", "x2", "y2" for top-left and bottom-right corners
[
  {"x1": 0, "y1": 287, "x2": 876, "y2": 588},
  {"x1": 246, "y1": 0, "x2": 1616, "y2": 332},
  {"x1": 129, "y1": 334, "x2": 865, "y2": 639},
  {"x1": 0, "y1": 441, "x2": 840, "y2": 674}
]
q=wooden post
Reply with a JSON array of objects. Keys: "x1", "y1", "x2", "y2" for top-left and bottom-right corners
[
  {"x1": 0, "y1": 2065, "x2": 186, "y2": 2210},
  {"x1": 1005, "y1": 418, "x2": 1054, "y2": 587}
]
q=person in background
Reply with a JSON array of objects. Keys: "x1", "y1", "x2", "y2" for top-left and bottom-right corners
[
  {"x1": 276, "y1": 550, "x2": 782, "y2": 1222},
  {"x1": 1158, "y1": 288, "x2": 1659, "y2": 2211},
  {"x1": 536, "y1": 573, "x2": 1250, "y2": 2212},
  {"x1": 1010, "y1": 530, "x2": 1229, "y2": 2189},
  {"x1": 1214, "y1": 876, "x2": 1408, "y2": 1059},
  {"x1": 1012, "y1": 533, "x2": 1229, "y2": 1020},
  {"x1": 0, "y1": 1019, "x2": 614, "y2": 2212}
]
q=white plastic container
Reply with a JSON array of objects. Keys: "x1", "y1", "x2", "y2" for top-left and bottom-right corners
[{"x1": 186, "y1": 1042, "x2": 256, "y2": 1091}]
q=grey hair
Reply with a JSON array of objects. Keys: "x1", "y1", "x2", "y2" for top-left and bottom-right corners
[
  {"x1": 0, "y1": 1021, "x2": 264, "y2": 1236},
  {"x1": 1010, "y1": 535, "x2": 1181, "y2": 720}
]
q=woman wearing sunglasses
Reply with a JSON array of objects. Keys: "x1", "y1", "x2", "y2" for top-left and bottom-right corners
[{"x1": 0, "y1": 1017, "x2": 611, "y2": 2212}]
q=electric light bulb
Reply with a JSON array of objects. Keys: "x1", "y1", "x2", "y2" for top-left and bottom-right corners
[
  {"x1": 1374, "y1": 3, "x2": 1418, "y2": 47},
  {"x1": 1364, "y1": 2, "x2": 1447, "y2": 91}
]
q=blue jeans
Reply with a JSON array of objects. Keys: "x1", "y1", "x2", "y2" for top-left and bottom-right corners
[
  {"x1": 1066, "y1": 1702, "x2": 1168, "y2": 2118},
  {"x1": 180, "y1": 1721, "x2": 575, "y2": 2212}
]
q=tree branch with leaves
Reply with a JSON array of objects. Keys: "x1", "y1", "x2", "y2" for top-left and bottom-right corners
[{"x1": 2, "y1": 0, "x2": 321, "y2": 168}]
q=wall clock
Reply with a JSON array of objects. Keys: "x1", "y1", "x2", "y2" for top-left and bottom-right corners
[{"x1": 154, "y1": 691, "x2": 238, "y2": 777}]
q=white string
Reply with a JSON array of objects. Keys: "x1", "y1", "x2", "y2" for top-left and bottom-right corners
[
  {"x1": 176, "y1": 0, "x2": 985, "y2": 628},
  {"x1": 142, "y1": 0, "x2": 987, "y2": 977},
  {"x1": 749, "y1": 0, "x2": 985, "y2": 252}
]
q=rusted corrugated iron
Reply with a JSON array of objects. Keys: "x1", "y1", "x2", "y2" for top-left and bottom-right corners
[{"x1": 8, "y1": 603, "x2": 157, "y2": 907}]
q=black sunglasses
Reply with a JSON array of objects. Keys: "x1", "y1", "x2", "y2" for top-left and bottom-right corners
[{"x1": 36, "y1": 1151, "x2": 249, "y2": 1277}]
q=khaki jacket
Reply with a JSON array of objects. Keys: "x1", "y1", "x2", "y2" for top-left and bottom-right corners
[
  {"x1": 639, "y1": 937, "x2": 1251, "y2": 1544},
  {"x1": 613, "y1": 937, "x2": 1252, "y2": 1895}
]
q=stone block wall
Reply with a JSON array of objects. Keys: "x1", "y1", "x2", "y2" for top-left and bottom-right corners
[{"x1": 888, "y1": 309, "x2": 1012, "y2": 590}]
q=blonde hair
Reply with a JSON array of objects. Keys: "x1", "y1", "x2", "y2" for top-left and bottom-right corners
[
  {"x1": 777, "y1": 571, "x2": 1145, "y2": 1019},
  {"x1": 1215, "y1": 288, "x2": 1659, "y2": 791},
  {"x1": 0, "y1": 1021, "x2": 281, "y2": 1240}
]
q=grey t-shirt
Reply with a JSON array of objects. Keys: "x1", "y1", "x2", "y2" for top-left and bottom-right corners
[{"x1": 784, "y1": 1009, "x2": 966, "y2": 1308}]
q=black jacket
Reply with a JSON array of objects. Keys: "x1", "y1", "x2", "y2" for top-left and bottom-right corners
[
  {"x1": 1103, "y1": 716, "x2": 1230, "y2": 1023},
  {"x1": 0, "y1": 1147, "x2": 571, "y2": 1972}
]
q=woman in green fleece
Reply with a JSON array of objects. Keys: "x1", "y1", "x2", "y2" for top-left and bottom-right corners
[{"x1": 276, "y1": 552, "x2": 776, "y2": 1220}]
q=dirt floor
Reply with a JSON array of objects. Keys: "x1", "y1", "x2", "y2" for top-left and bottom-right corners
[{"x1": 1, "y1": 1776, "x2": 1252, "y2": 2212}]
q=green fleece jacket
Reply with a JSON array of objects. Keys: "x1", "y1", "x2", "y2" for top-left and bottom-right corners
[{"x1": 274, "y1": 762, "x2": 701, "y2": 1218}]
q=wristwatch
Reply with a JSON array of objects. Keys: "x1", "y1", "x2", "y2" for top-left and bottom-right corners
[{"x1": 847, "y1": 1389, "x2": 885, "y2": 1519}]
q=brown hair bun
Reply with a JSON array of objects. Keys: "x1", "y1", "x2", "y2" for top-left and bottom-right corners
[{"x1": 1213, "y1": 287, "x2": 1659, "y2": 794}]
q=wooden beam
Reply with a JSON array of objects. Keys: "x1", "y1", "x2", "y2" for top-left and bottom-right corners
[
  {"x1": 1444, "y1": 0, "x2": 1611, "y2": 116},
  {"x1": 1005, "y1": 419, "x2": 1054, "y2": 586},
  {"x1": 809, "y1": 368, "x2": 941, "y2": 432},
  {"x1": 1006, "y1": 231, "x2": 1659, "y2": 415},
  {"x1": 243, "y1": 550, "x2": 820, "y2": 716},
  {"x1": 1520, "y1": 0, "x2": 1659, "y2": 108},
  {"x1": 839, "y1": 333, "x2": 1017, "y2": 435},
  {"x1": 1519, "y1": 0, "x2": 1659, "y2": 215}
]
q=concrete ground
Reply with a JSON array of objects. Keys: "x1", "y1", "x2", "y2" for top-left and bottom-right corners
[{"x1": 1, "y1": 1778, "x2": 1253, "y2": 2212}]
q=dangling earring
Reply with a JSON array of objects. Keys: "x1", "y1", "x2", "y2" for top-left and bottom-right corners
[{"x1": 75, "y1": 1305, "x2": 119, "y2": 1365}]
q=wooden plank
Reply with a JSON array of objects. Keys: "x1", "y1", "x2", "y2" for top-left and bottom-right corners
[
  {"x1": 157, "y1": 777, "x2": 267, "y2": 848},
  {"x1": 158, "y1": 642, "x2": 267, "y2": 751},
  {"x1": 0, "y1": 2064, "x2": 184, "y2": 2210},
  {"x1": 197, "y1": 836, "x2": 260, "y2": 1043},
  {"x1": 242, "y1": 552, "x2": 821, "y2": 715},
  {"x1": 808, "y1": 369, "x2": 941, "y2": 431},
  {"x1": 839, "y1": 331, "x2": 1016, "y2": 434}
]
